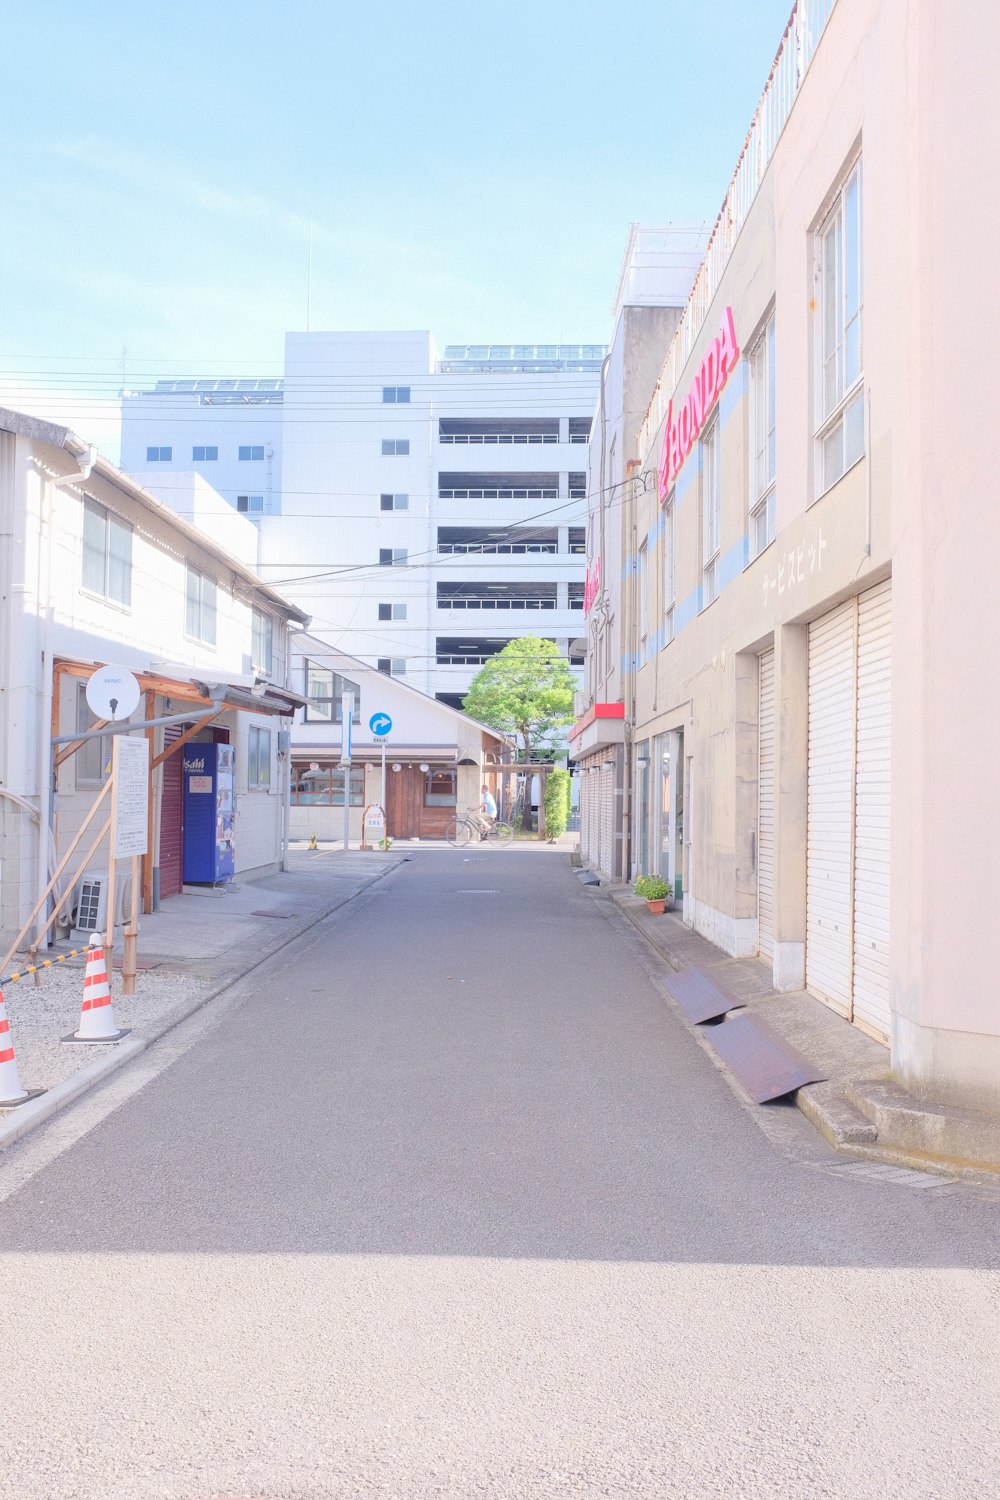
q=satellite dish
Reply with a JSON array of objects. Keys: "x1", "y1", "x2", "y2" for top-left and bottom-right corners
[{"x1": 86, "y1": 664, "x2": 141, "y2": 722}]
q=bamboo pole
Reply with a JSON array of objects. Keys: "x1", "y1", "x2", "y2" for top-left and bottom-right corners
[
  {"x1": 2, "y1": 778, "x2": 114, "y2": 977},
  {"x1": 122, "y1": 852, "x2": 140, "y2": 995},
  {"x1": 8, "y1": 813, "x2": 112, "y2": 966}
]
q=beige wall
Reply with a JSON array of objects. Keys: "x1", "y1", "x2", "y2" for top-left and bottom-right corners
[{"x1": 625, "y1": 0, "x2": 1000, "y2": 1109}]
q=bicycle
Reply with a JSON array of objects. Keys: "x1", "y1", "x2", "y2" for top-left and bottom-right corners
[{"x1": 445, "y1": 812, "x2": 515, "y2": 847}]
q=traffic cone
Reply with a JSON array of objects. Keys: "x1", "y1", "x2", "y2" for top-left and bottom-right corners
[
  {"x1": 0, "y1": 988, "x2": 28, "y2": 1105},
  {"x1": 63, "y1": 946, "x2": 129, "y2": 1044}
]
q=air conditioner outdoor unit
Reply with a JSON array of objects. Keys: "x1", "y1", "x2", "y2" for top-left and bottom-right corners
[{"x1": 70, "y1": 868, "x2": 136, "y2": 944}]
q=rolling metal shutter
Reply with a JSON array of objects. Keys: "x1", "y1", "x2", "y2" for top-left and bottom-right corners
[
  {"x1": 757, "y1": 649, "x2": 776, "y2": 961},
  {"x1": 599, "y1": 763, "x2": 614, "y2": 878},
  {"x1": 852, "y1": 580, "x2": 892, "y2": 1041},
  {"x1": 158, "y1": 725, "x2": 184, "y2": 901},
  {"x1": 806, "y1": 601, "x2": 857, "y2": 1016}
]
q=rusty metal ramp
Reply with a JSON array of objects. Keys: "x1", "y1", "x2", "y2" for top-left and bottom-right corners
[
  {"x1": 706, "y1": 1012, "x2": 826, "y2": 1103},
  {"x1": 665, "y1": 967, "x2": 745, "y2": 1025}
]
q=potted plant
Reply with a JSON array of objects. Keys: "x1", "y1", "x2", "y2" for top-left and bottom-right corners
[{"x1": 634, "y1": 873, "x2": 670, "y2": 915}]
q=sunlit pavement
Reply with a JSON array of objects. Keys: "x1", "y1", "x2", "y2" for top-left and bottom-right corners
[{"x1": 1, "y1": 851, "x2": 997, "y2": 1499}]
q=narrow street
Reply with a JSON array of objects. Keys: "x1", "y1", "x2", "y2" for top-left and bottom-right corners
[{"x1": 1, "y1": 851, "x2": 998, "y2": 1500}]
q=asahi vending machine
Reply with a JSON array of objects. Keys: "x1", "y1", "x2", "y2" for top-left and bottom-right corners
[{"x1": 182, "y1": 743, "x2": 236, "y2": 885}]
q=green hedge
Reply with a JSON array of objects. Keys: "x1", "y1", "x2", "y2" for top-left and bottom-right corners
[{"x1": 544, "y1": 767, "x2": 571, "y2": 838}]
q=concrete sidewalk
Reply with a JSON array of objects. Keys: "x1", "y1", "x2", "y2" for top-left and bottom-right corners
[
  {"x1": 602, "y1": 880, "x2": 1000, "y2": 1180},
  {"x1": 0, "y1": 844, "x2": 403, "y2": 1148}
]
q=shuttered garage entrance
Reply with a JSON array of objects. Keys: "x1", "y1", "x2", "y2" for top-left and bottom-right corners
[
  {"x1": 757, "y1": 649, "x2": 776, "y2": 961},
  {"x1": 806, "y1": 580, "x2": 892, "y2": 1041}
]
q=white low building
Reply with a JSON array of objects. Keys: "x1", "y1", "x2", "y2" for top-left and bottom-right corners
[
  {"x1": 0, "y1": 408, "x2": 308, "y2": 951},
  {"x1": 290, "y1": 634, "x2": 512, "y2": 844}
]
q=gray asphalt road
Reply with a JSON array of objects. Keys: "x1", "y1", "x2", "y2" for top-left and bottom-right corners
[{"x1": 1, "y1": 851, "x2": 998, "y2": 1500}]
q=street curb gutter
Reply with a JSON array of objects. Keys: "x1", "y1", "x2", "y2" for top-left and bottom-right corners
[{"x1": 0, "y1": 858, "x2": 406, "y2": 1150}]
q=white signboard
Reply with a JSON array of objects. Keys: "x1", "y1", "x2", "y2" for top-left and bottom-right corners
[
  {"x1": 364, "y1": 804, "x2": 385, "y2": 828},
  {"x1": 112, "y1": 736, "x2": 149, "y2": 858}
]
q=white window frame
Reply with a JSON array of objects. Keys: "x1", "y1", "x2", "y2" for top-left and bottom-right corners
[
  {"x1": 379, "y1": 493, "x2": 409, "y2": 511},
  {"x1": 748, "y1": 313, "x2": 776, "y2": 560},
  {"x1": 238, "y1": 445, "x2": 265, "y2": 462},
  {"x1": 815, "y1": 157, "x2": 864, "y2": 496},
  {"x1": 379, "y1": 547, "x2": 407, "y2": 567},
  {"x1": 701, "y1": 417, "x2": 721, "y2": 608},
  {"x1": 378, "y1": 602, "x2": 407, "y2": 620},
  {"x1": 237, "y1": 494, "x2": 264, "y2": 513},
  {"x1": 192, "y1": 445, "x2": 218, "y2": 461},
  {"x1": 248, "y1": 725, "x2": 272, "y2": 789},
  {"x1": 145, "y1": 446, "x2": 171, "y2": 462},
  {"x1": 377, "y1": 659, "x2": 406, "y2": 676},
  {"x1": 381, "y1": 439, "x2": 410, "y2": 456},
  {"x1": 638, "y1": 539, "x2": 648, "y2": 653},
  {"x1": 251, "y1": 607, "x2": 273, "y2": 676},
  {"x1": 76, "y1": 682, "x2": 111, "y2": 784},
  {"x1": 82, "y1": 497, "x2": 132, "y2": 608},
  {"x1": 382, "y1": 386, "x2": 411, "y2": 404},
  {"x1": 185, "y1": 564, "x2": 217, "y2": 646},
  {"x1": 663, "y1": 490, "x2": 675, "y2": 644}
]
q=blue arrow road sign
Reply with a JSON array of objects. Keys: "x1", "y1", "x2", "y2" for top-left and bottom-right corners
[{"x1": 369, "y1": 712, "x2": 393, "y2": 737}]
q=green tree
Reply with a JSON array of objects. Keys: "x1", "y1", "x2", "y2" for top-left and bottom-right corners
[
  {"x1": 543, "y1": 767, "x2": 571, "y2": 839},
  {"x1": 462, "y1": 638, "x2": 576, "y2": 759}
]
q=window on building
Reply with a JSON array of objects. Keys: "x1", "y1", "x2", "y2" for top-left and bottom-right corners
[
  {"x1": 304, "y1": 664, "x2": 361, "y2": 723},
  {"x1": 146, "y1": 446, "x2": 171, "y2": 462},
  {"x1": 749, "y1": 313, "x2": 776, "y2": 559},
  {"x1": 638, "y1": 540, "x2": 649, "y2": 651},
  {"x1": 251, "y1": 607, "x2": 273, "y2": 675},
  {"x1": 238, "y1": 445, "x2": 265, "y2": 461},
  {"x1": 185, "y1": 565, "x2": 217, "y2": 645},
  {"x1": 379, "y1": 493, "x2": 409, "y2": 511},
  {"x1": 817, "y1": 158, "x2": 864, "y2": 493},
  {"x1": 76, "y1": 683, "x2": 111, "y2": 784},
  {"x1": 379, "y1": 548, "x2": 407, "y2": 566},
  {"x1": 82, "y1": 497, "x2": 132, "y2": 607},
  {"x1": 192, "y1": 446, "x2": 218, "y2": 461},
  {"x1": 378, "y1": 602, "x2": 407, "y2": 620},
  {"x1": 701, "y1": 418, "x2": 721, "y2": 607},
  {"x1": 381, "y1": 439, "x2": 410, "y2": 456},
  {"x1": 292, "y1": 763, "x2": 365, "y2": 805},
  {"x1": 382, "y1": 386, "x2": 411, "y2": 404},
  {"x1": 248, "y1": 725, "x2": 271, "y2": 788},
  {"x1": 424, "y1": 770, "x2": 457, "y2": 807},
  {"x1": 237, "y1": 494, "x2": 264, "y2": 513},
  {"x1": 377, "y1": 658, "x2": 406, "y2": 676},
  {"x1": 664, "y1": 491, "x2": 675, "y2": 643}
]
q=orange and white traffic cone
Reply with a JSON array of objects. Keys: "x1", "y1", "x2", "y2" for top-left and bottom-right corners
[
  {"x1": 63, "y1": 946, "x2": 129, "y2": 1044},
  {"x1": 0, "y1": 988, "x2": 29, "y2": 1105}
]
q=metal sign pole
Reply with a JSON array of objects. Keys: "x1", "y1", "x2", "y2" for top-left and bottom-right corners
[
  {"x1": 341, "y1": 691, "x2": 354, "y2": 853},
  {"x1": 381, "y1": 746, "x2": 386, "y2": 824}
]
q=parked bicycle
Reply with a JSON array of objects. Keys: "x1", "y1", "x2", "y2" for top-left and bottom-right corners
[{"x1": 445, "y1": 812, "x2": 514, "y2": 847}]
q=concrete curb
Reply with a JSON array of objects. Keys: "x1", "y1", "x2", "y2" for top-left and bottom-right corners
[
  {"x1": 601, "y1": 881, "x2": 1000, "y2": 1182},
  {"x1": 0, "y1": 857, "x2": 405, "y2": 1150}
]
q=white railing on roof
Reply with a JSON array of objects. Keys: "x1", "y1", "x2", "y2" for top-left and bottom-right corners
[{"x1": 638, "y1": 0, "x2": 838, "y2": 459}]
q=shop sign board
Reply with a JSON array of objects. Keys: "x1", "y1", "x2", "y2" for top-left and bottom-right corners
[{"x1": 657, "y1": 306, "x2": 740, "y2": 499}]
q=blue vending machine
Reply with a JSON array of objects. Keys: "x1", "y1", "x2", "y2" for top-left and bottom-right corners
[{"x1": 182, "y1": 743, "x2": 236, "y2": 885}]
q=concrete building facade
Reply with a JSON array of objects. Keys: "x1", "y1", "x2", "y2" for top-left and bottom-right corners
[
  {"x1": 0, "y1": 408, "x2": 306, "y2": 952},
  {"x1": 121, "y1": 337, "x2": 603, "y2": 708},
  {"x1": 583, "y1": 0, "x2": 1000, "y2": 1142}
]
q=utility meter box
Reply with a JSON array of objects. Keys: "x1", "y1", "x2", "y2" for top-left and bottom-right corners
[{"x1": 182, "y1": 743, "x2": 235, "y2": 884}]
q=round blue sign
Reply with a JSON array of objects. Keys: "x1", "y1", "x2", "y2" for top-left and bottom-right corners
[{"x1": 369, "y1": 712, "x2": 393, "y2": 737}]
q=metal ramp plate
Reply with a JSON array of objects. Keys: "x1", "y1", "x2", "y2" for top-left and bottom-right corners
[
  {"x1": 665, "y1": 967, "x2": 745, "y2": 1024},
  {"x1": 706, "y1": 1012, "x2": 826, "y2": 1103}
]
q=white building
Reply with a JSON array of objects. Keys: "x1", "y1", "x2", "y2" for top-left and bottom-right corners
[
  {"x1": 289, "y1": 634, "x2": 512, "y2": 844},
  {"x1": 121, "y1": 334, "x2": 604, "y2": 707},
  {"x1": 0, "y1": 407, "x2": 307, "y2": 950}
]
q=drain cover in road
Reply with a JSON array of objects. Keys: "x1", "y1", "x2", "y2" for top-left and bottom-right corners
[
  {"x1": 706, "y1": 1012, "x2": 826, "y2": 1102},
  {"x1": 665, "y1": 966, "x2": 745, "y2": 1024}
]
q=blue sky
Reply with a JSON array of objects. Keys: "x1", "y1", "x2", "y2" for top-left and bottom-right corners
[{"x1": 2, "y1": 0, "x2": 793, "y2": 456}]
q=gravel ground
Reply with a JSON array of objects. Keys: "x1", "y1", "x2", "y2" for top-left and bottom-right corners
[{"x1": 1, "y1": 958, "x2": 210, "y2": 1096}]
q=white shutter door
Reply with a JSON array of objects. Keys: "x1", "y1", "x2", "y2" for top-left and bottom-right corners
[
  {"x1": 600, "y1": 765, "x2": 614, "y2": 877},
  {"x1": 758, "y1": 649, "x2": 776, "y2": 961},
  {"x1": 580, "y1": 768, "x2": 593, "y2": 864},
  {"x1": 852, "y1": 579, "x2": 892, "y2": 1041},
  {"x1": 807, "y1": 602, "x2": 856, "y2": 1015}
]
